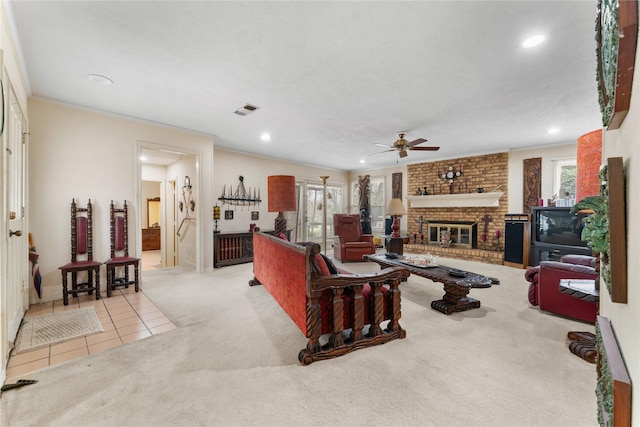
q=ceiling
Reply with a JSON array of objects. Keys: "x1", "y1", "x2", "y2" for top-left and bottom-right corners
[{"x1": 8, "y1": 1, "x2": 603, "y2": 171}]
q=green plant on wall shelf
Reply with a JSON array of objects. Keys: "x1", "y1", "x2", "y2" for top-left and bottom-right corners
[{"x1": 571, "y1": 165, "x2": 611, "y2": 291}]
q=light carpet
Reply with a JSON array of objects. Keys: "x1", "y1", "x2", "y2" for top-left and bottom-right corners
[
  {"x1": 15, "y1": 306, "x2": 103, "y2": 353},
  {"x1": 1, "y1": 257, "x2": 597, "y2": 426}
]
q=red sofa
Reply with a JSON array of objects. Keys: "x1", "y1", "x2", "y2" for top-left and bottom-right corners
[
  {"x1": 250, "y1": 231, "x2": 409, "y2": 365},
  {"x1": 525, "y1": 254, "x2": 598, "y2": 323}
]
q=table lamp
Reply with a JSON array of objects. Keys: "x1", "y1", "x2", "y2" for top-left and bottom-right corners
[
  {"x1": 268, "y1": 175, "x2": 296, "y2": 236},
  {"x1": 386, "y1": 198, "x2": 406, "y2": 238}
]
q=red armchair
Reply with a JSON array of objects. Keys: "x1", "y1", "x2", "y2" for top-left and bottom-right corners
[
  {"x1": 333, "y1": 214, "x2": 376, "y2": 262},
  {"x1": 525, "y1": 254, "x2": 598, "y2": 323}
]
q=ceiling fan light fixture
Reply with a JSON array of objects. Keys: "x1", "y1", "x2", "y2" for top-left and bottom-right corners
[{"x1": 522, "y1": 34, "x2": 546, "y2": 48}]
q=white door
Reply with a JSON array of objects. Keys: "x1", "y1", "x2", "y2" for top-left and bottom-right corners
[{"x1": 1, "y1": 79, "x2": 28, "y2": 378}]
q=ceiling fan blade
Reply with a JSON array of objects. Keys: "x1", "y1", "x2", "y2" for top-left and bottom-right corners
[
  {"x1": 368, "y1": 149, "x2": 396, "y2": 156},
  {"x1": 373, "y1": 143, "x2": 392, "y2": 148},
  {"x1": 407, "y1": 138, "x2": 428, "y2": 147},
  {"x1": 410, "y1": 146, "x2": 440, "y2": 151}
]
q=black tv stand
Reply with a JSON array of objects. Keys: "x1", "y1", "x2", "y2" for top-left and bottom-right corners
[{"x1": 529, "y1": 242, "x2": 592, "y2": 266}]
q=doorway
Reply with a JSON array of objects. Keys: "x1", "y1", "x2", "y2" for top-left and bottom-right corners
[{"x1": 139, "y1": 145, "x2": 197, "y2": 270}]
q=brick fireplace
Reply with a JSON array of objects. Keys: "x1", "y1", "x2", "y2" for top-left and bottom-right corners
[{"x1": 406, "y1": 152, "x2": 509, "y2": 265}]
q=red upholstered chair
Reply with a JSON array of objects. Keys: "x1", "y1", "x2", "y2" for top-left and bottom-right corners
[
  {"x1": 104, "y1": 200, "x2": 140, "y2": 297},
  {"x1": 59, "y1": 199, "x2": 102, "y2": 305},
  {"x1": 524, "y1": 254, "x2": 598, "y2": 323},
  {"x1": 332, "y1": 214, "x2": 376, "y2": 262}
]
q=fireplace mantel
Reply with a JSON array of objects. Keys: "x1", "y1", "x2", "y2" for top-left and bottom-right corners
[{"x1": 407, "y1": 192, "x2": 504, "y2": 208}]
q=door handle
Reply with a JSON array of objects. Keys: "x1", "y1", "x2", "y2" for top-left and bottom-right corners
[{"x1": 9, "y1": 229, "x2": 22, "y2": 237}]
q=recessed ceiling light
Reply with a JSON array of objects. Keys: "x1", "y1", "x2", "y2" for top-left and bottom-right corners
[
  {"x1": 522, "y1": 34, "x2": 546, "y2": 48},
  {"x1": 546, "y1": 127, "x2": 561, "y2": 134},
  {"x1": 87, "y1": 74, "x2": 113, "y2": 85},
  {"x1": 140, "y1": 156, "x2": 148, "y2": 161},
  {"x1": 260, "y1": 133, "x2": 271, "y2": 142},
  {"x1": 359, "y1": 159, "x2": 366, "y2": 164}
]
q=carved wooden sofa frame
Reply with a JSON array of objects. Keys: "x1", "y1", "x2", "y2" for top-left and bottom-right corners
[{"x1": 249, "y1": 232, "x2": 409, "y2": 365}]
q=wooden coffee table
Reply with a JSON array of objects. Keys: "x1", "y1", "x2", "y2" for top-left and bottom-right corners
[{"x1": 364, "y1": 254, "x2": 499, "y2": 315}]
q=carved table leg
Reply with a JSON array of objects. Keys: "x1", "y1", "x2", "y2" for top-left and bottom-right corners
[
  {"x1": 431, "y1": 282, "x2": 481, "y2": 315},
  {"x1": 567, "y1": 331, "x2": 596, "y2": 363}
]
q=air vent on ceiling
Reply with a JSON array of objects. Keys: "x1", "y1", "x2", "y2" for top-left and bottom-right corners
[{"x1": 234, "y1": 104, "x2": 260, "y2": 116}]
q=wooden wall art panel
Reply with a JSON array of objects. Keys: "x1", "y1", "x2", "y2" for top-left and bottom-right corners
[{"x1": 522, "y1": 157, "x2": 541, "y2": 214}]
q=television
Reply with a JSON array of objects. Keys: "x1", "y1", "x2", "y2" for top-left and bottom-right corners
[{"x1": 531, "y1": 207, "x2": 590, "y2": 248}]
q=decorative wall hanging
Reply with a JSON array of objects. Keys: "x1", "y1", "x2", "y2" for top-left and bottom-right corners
[
  {"x1": 522, "y1": 157, "x2": 541, "y2": 213},
  {"x1": 595, "y1": 316, "x2": 631, "y2": 426},
  {"x1": 392, "y1": 172, "x2": 402, "y2": 199},
  {"x1": 572, "y1": 157, "x2": 627, "y2": 303},
  {"x1": 596, "y1": 0, "x2": 638, "y2": 129},
  {"x1": 225, "y1": 210, "x2": 233, "y2": 220},
  {"x1": 438, "y1": 165, "x2": 463, "y2": 194},
  {"x1": 218, "y1": 176, "x2": 261, "y2": 208},
  {"x1": 357, "y1": 175, "x2": 372, "y2": 234}
]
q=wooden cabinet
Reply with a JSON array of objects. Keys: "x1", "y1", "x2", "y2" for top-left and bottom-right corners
[
  {"x1": 214, "y1": 230, "x2": 278, "y2": 268},
  {"x1": 142, "y1": 228, "x2": 160, "y2": 251}
]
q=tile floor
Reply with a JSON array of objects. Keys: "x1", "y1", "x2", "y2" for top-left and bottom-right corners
[{"x1": 6, "y1": 287, "x2": 176, "y2": 381}]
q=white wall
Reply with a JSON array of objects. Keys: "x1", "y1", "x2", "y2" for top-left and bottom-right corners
[
  {"x1": 599, "y1": 36, "x2": 640, "y2": 420},
  {"x1": 169, "y1": 156, "x2": 197, "y2": 267},
  {"x1": 507, "y1": 143, "x2": 577, "y2": 213},
  {"x1": 213, "y1": 149, "x2": 348, "y2": 233},
  {"x1": 28, "y1": 99, "x2": 214, "y2": 302}
]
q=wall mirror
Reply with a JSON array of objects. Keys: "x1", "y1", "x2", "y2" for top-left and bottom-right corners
[{"x1": 147, "y1": 197, "x2": 160, "y2": 228}]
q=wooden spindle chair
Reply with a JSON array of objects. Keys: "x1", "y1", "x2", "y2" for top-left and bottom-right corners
[
  {"x1": 104, "y1": 200, "x2": 140, "y2": 297},
  {"x1": 59, "y1": 199, "x2": 102, "y2": 305}
]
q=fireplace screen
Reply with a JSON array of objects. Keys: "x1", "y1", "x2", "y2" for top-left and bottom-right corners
[{"x1": 427, "y1": 221, "x2": 478, "y2": 249}]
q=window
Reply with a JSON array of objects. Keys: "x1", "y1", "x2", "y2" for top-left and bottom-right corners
[
  {"x1": 351, "y1": 176, "x2": 385, "y2": 234},
  {"x1": 553, "y1": 158, "x2": 577, "y2": 205}
]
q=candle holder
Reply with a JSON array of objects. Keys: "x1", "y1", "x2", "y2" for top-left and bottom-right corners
[
  {"x1": 413, "y1": 233, "x2": 417, "y2": 244},
  {"x1": 420, "y1": 234, "x2": 424, "y2": 245},
  {"x1": 495, "y1": 237, "x2": 501, "y2": 251},
  {"x1": 481, "y1": 233, "x2": 487, "y2": 250}
]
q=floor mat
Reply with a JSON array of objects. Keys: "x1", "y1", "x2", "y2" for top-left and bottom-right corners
[{"x1": 15, "y1": 307, "x2": 103, "y2": 353}]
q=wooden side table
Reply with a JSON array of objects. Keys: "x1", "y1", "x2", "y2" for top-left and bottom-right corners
[
  {"x1": 387, "y1": 237, "x2": 404, "y2": 255},
  {"x1": 559, "y1": 279, "x2": 599, "y2": 363}
]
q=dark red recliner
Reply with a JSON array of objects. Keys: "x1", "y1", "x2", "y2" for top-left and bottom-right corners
[
  {"x1": 525, "y1": 254, "x2": 598, "y2": 323},
  {"x1": 333, "y1": 214, "x2": 376, "y2": 262}
]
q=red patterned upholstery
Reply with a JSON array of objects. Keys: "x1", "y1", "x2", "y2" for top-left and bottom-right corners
[
  {"x1": 77, "y1": 217, "x2": 88, "y2": 254},
  {"x1": 333, "y1": 214, "x2": 376, "y2": 262}
]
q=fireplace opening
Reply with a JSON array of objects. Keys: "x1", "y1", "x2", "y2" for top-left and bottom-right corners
[{"x1": 426, "y1": 221, "x2": 478, "y2": 249}]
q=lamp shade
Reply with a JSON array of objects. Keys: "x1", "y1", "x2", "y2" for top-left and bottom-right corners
[
  {"x1": 576, "y1": 129, "x2": 602, "y2": 201},
  {"x1": 386, "y1": 198, "x2": 406, "y2": 216},
  {"x1": 268, "y1": 175, "x2": 296, "y2": 212}
]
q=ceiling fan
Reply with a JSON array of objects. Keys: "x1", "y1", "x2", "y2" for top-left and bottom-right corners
[{"x1": 371, "y1": 132, "x2": 440, "y2": 158}]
